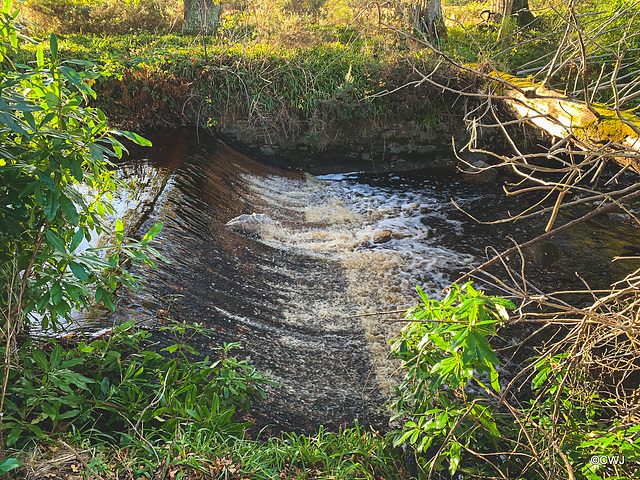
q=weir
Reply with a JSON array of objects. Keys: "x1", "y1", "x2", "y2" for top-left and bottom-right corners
[{"x1": 97, "y1": 129, "x2": 638, "y2": 433}]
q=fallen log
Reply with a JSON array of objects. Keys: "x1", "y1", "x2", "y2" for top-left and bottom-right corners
[{"x1": 490, "y1": 71, "x2": 640, "y2": 171}]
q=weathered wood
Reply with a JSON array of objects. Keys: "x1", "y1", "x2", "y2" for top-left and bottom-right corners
[
  {"x1": 183, "y1": 0, "x2": 221, "y2": 35},
  {"x1": 491, "y1": 72, "x2": 640, "y2": 170}
]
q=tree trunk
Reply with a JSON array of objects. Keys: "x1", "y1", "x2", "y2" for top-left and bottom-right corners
[
  {"x1": 493, "y1": 72, "x2": 640, "y2": 172},
  {"x1": 495, "y1": 0, "x2": 535, "y2": 27},
  {"x1": 183, "y1": 0, "x2": 221, "y2": 35},
  {"x1": 414, "y1": 0, "x2": 446, "y2": 44}
]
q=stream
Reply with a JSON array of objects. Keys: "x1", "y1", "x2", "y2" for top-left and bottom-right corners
[{"x1": 79, "y1": 129, "x2": 640, "y2": 434}]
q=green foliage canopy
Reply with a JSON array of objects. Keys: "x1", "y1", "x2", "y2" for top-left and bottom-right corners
[{"x1": 0, "y1": 0, "x2": 158, "y2": 333}]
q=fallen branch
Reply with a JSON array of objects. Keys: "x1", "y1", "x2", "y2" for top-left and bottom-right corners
[{"x1": 455, "y1": 187, "x2": 640, "y2": 284}]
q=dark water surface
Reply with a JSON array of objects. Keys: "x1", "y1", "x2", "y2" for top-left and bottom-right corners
[{"x1": 82, "y1": 129, "x2": 640, "y2": 433}]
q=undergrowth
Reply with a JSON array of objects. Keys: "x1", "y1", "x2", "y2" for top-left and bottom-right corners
[
  {"x1": 10, "y1": 31, "x2": 452, "y2": 138},
  {"x1": 3, "y1": 321, "x2": 403, "y2": 479}
]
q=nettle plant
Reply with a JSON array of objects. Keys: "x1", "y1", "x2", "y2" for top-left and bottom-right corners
[{"x1": 389, "y1": 282, "x2": 514, "y2": 477}]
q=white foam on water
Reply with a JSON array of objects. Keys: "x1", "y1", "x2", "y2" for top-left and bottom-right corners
[{"x1": 238, "y1": 171, "x2": 478, "y2": 394}]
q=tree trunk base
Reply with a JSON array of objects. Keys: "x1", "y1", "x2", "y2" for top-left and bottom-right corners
[{"x1": 183, "y1": 0, "x2": 221, "y2": 35}]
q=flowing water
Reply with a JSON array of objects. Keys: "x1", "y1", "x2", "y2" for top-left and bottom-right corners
[{"x1": 81, "y1": 129, "x2": 640, "y2": 433}]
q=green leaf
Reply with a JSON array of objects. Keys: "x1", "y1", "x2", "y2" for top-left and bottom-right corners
[
  {"x1": 186, "y1": 408, "x2": 200, "y2": 420},
  {"x1": 45, "y1": 230, "x2": 66, "y2": 252},
  {"x1": 430, "y1": 333, "x2": 448, "y2": 350},
  {"x1": 50, "y1": 283, "x2": 63, "y2": 304},
  {"x1": 114, "y1": 129, "x2": 152, "y2": 147},
  {"x1": 115, "y1": 218, "x2": 124, "y2": 242},
  {"x1": 39, "y1": 112, "x2": 56, "y2": 128},
  {"x1": 0, "y1": 458, "x2": 20, "y2": 475},
  {"x1": 462, "y1": 330, "x2": 478, "y2": 364},
  {"x1": 64, "y1": 371, "x2": 94, "y2": 391},
  {"x1": 50, "y1": 344, "x2": 62, "y2": 368},
  {"x1": 43, "y1": 191, "x2": 60, "y2": 220},
  {"x1": 449, "y1": 329, "x2": 469, "y2": 352},
  {"x1": 475, "y1": 334, "x2": 499, "y2": 367},
  {"x1": 60, "y1": 195, "x2": 79, "y2": 226},
  {"x1": 69, "y1": 229, "x2": 84, "y2": 252},
  {"x1": 100, "y1": 290, "x2": 115, "y2": 311},
  {"x1": 69, "y1": 261, "x2": 88, "y2": 281},
  {"x1": 100, "y1": 377, "x2": 110, "y2": 399},
  {"x1": 490, "y1": 366, "x2": 500, "y2": 392},
  {"x1": 449, "y1": 441, "x2": 461, "y2": 476},
  {"x1": 45, "y1": 91, "x2": 59, "y2": 109},
  {"x1": 50, "y1": 33, "x2": 58, "y2": 60},
  {"x1": 36, "y1": 292, "x2": 51, "y2": 312},
  {"x1": 36, "y1": 44, "x2": 44, "y2": 68},
  {"x1": 5, "y1": 425, "x2": 22, "y2": 448},
  {"x1": 434, "y1": 411, "x2": 449, "y2": 429},
  {"x1": 26, "y1": 423, "x2": 44, "y2": 438},
  {"x1": 32, "y1": 349, "x2": 49, "y2": 371},
  {"x1": 22, "y1": 111, "x2": 37, "y2": 130},
  {"x1": 59, "y1": 66, "x2": 86, "y2": 92},
  {"x1": 88, "y1": 143, "x2": 103, "y2": 162},
  {"x1": 161, "y1": 344, "x2": 180, "y2": 354},
  {"x1": 69, "y1": 158, "x2": 84, "y2": 181},
  {"x1": 142, "y1": 222, "x2": 163, "y2": 244},
  {"x1": 57, "y1": 409, "x2": 81, "y2": 421}
]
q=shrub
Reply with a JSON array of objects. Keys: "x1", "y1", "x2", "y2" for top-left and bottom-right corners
[
  {"x1": 2, "y1": 321, "x2": 269, "y2": 450},
  {"x1": 390, "y1": 282, "x2": 640, "y2": 479},
  {"x1": 389, "y1": 282, "x2": 513, "y2": 477},
  {"x1": 21, "y1": 0, "x2": 184, "y2": 35},
  {"x1": 0, "y1": 0, "x2": 159, "y2": 465}
]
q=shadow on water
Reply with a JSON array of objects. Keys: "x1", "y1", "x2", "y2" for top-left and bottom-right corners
[{"x1": 84, "y1": 129, "x2": 640, "y2": 434}]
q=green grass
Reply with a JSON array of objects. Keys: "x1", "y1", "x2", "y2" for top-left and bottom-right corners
[
  {"x1": 11, "y1": 423, "x2": 405, "y2": 479},
  {"x1": 11, "y1": 30, "x2": 451, "y2": 136}
]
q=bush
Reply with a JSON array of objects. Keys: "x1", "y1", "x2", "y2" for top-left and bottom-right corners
[
  {"x1": 389, "y1": 282, "x2": 640, "y2": 479},
  {"x1": 21, "y1": 0, "x2": 184, "y2": 35},
  {"x1": 0, "y1": 0, "x2": 160, "y2": 466},
  {"x1": 2, "y1": 321, "x2": 269, "y2": 450},
  {"x1": 389, "y1": 282, "x2": 513, "y2": 477}
]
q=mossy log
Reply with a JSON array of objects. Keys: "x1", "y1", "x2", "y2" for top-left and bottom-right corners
[{"x1": 491, "y1": 72, "x2": 640, "y2": 171}]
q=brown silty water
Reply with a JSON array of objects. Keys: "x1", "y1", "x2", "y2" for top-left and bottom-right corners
[{"x1": 81, "y1": 129, "x2": 640, "y2": 434}]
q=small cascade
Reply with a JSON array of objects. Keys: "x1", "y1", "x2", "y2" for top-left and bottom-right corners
[{"x1": 81, "y1": 130, "x2": 639, "y2": 433}]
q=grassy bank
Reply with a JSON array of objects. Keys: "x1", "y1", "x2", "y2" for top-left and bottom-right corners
[
  {"x1": 15, "y1": 32, "x2": 453, "y2": 153},
  {"x1": 13, "y1": 0, "x2": 566, "y2": 150}
]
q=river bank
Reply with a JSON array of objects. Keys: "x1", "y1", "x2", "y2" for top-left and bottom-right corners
[{"x1": 16, "y1": 32, "x2": 507, "y2": 174}]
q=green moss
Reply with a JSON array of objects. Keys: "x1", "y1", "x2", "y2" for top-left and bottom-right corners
[
  {"x1": 577, "y1": 105, "x2": 640, "y2": 143},
  {"x1": 472, "y1": 67, "x2": 640, "y2": 144}
]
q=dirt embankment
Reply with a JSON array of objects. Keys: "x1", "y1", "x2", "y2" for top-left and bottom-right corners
[{"x1": 95, "y1": 59, "x2": 496, "y2": 173}]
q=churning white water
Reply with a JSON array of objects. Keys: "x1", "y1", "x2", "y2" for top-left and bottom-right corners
[{"x1": 232, "y1": 171, "x2": 480, "y2": 394}]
